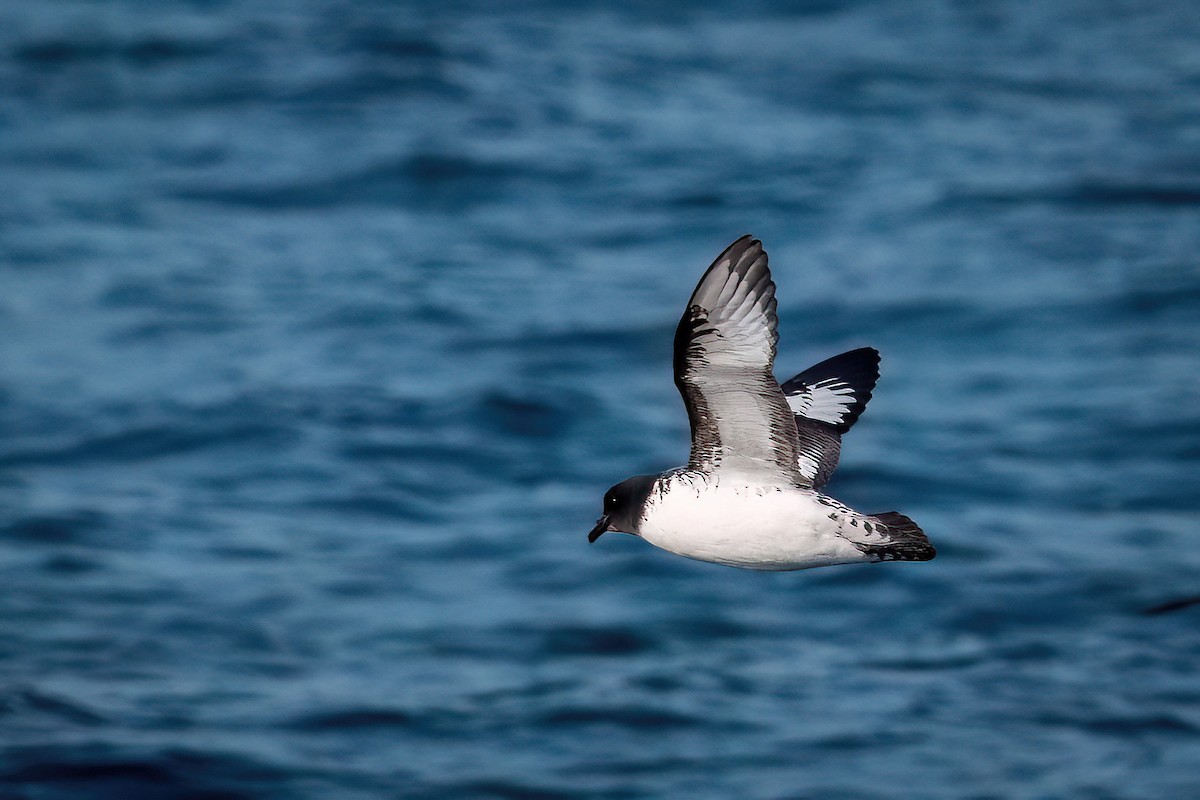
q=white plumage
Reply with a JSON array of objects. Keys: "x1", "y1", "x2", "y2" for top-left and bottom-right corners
[{"x1": 637, "y1": 472, "x2": 876, "y2": 571}]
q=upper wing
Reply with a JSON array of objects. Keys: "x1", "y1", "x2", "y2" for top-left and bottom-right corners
[
  {"x1": 673, "y1": 236, "x2": 801, "y2": 480},
  {"x1": 780, "y1": 347, "x2": 880, "y2": 488}
]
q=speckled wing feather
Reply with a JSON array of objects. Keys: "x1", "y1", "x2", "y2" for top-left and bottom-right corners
[
  {"x1": 780, "y1": 347, "x2": 880, "y2": 488},
  {"x1": 673, "y1": 236, "x2": 801, "y2": 481}
]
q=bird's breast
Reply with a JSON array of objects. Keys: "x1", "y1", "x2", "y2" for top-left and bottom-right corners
[{"x1": 637, "y1": 474, "x2": 866, "y2": 570}]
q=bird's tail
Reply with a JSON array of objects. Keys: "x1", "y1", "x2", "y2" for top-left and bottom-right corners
[{"x1": 856, "y1": 512, "x2": 936, "y2": 562}]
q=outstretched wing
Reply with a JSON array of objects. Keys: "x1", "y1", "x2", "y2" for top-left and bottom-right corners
[
  {"x1": 780, "y1": 347, "x2": 880, "y2": 488},
  {"x1": 673, "y1": 236, "x2": 801, "y2": 481}
]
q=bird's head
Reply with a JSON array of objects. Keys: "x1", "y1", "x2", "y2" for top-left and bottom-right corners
[{"x1": 588, "y1": 474, "x2": 657, "y2": 543}]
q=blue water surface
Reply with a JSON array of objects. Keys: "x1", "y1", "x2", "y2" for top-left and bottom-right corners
[{"x1": 2, "y1": 2, "x2": 1199, "y2": 798}]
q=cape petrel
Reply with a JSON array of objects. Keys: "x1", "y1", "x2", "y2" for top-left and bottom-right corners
[{"x1": 589, "y1": 236, "x2": 935, "y2": 571}]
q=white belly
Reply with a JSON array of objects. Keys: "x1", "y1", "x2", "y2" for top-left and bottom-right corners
[{"x1": 637, "y1": 475, "x2": 870, "y2": 571}]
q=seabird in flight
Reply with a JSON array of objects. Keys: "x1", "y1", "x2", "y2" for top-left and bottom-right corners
[{"x1": 589, "y1": 236, "x2": 935, "y2": 571}]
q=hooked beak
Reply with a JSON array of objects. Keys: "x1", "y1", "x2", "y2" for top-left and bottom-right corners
[{"x1": 588, "y1": 515, "x2": 615, "y2": 543}]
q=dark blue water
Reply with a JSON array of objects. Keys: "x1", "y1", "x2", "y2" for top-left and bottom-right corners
[{"x1": 2, "y1": 2, "x2": 1199, "y2": 798}]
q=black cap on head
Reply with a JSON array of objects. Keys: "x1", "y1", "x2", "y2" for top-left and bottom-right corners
[{"x1": 588, "y1": 474, "x2": 657, "y2": 543}]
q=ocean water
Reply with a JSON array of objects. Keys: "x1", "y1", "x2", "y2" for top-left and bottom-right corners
[{"x1": 2, "y1": 2, "x2": 1199, "y2": 798}]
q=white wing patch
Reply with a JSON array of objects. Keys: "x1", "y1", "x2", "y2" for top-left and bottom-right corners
[
  {"x1": 785, "y1": 378, "x2": 859, "y2": 427},
  {"x1": 796, "y1": 451, "x2": 823, "y2": 483}
]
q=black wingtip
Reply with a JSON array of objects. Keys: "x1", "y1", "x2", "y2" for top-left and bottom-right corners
[
  {"x1": 780, "y1": 347, "x2": 882, "y2": 434},
  {"x1": 710, "y1": 235, "x2": 762, "y2": 274}
]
